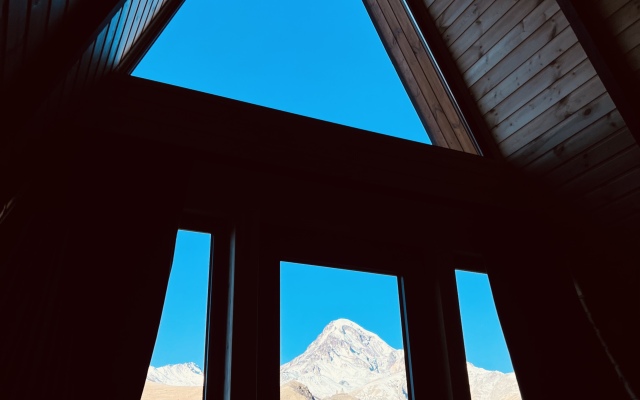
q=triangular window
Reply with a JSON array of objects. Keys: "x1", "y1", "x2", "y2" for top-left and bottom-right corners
[{"x1": 132, "y1": 0, "x2": 430, "y2": 143}]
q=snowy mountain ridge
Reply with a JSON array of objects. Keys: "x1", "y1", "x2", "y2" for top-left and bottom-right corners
[
  {"x1": 280, "y1": 318, "x2": 521, "y2": 400},
  {"x1": 146, "y1": 361, "x2": 204, "y2": 386}
]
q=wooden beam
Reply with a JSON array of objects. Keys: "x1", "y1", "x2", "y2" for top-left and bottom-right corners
[
  {"x1": 117, "y1": 0, "x2": 186, "y2": 74},
  {"x1": 556, "y1": 0, "x2": 640, "y2": 146},
  {"x1": 401, "y1": 0, "x2": 503, "y2": 159},
  {"x1": 363, "y1": 0, "x2": 481, "y2": 155}
]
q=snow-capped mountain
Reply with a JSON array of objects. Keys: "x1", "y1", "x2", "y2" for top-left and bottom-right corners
[
  {"x1": 280, "y1": 318, "x2": 521, "y2": 400},
  {"x1": 146, "y1": 362, "x2": 204, "y2": 386},
  {"x1": 280, "y1": 318, "x2": 407, "y2": 400},
  {"x1": 466, "y1": 363, "x2": 521, "y2": 400}
]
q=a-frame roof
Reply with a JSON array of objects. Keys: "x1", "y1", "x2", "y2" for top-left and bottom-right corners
[{"x1": 2, "y1": 0, "x2": 639, "y2": 238}]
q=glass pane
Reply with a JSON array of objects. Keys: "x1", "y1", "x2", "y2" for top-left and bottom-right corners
[
  {"x1": 132, "y1": 0, "x2": 429, "y2": 143},
  {"x1": 455, "y1": 270, "x2": 522, "y2": 400},
  {"x1": 141, "y1": 230, "x2": 212, "y2": 400},
  {"x1": 280, "y1": 262, "x2": 409, "y2": 399}
]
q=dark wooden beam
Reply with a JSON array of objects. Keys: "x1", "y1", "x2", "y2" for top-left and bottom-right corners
[
  {"x1": 402, "y1": 0, "x2": 503, "y2": 160},
  {"x1": 117, "y1": 0, "x2": 185, "y2": 75},
  {"x1": 556, "y1": 0, "x2": 640, "y2": 147}
]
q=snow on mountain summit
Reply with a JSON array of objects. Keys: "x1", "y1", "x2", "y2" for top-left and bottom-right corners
[
  {"x1": 280, "y1": 318, "x2": 521, "y2": 400},
  {"x1": 146, "y1": 362, "x2": 204, "y2": 386},
  {"x1": 280, "y1": 319, "x2": 406, "y2": 399}
]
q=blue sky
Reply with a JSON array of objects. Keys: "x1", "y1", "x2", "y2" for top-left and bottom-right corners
[
  {"x1": 139, "y1": 0, "x2": 513, "y2": 376},
  {"x1": 455, "y1": 270, "x2": 514, "y2": 373},
  {"x1": 132, "y1": 0, "x2": 429, "y2": 143},
  {"x1": 280, "y1": 262, "x2": 404, "y2": 363},
  {"x1": 150, "y1": 230, "x2": 211, "y2": 368}
]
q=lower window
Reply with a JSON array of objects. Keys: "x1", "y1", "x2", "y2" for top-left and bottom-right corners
[
  {"x1": 140, "y1": 230, "x2": 212, "y2": 400},
  {"x1": 280, "y1": 261, "x2": 410, "y2": 400}
]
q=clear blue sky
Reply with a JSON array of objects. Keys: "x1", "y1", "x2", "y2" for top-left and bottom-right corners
[
  {"x1": 131, "y1": 0, "x2": 429, "y2": 143},
  {"x1": 456, "y1": 270, "x2": 514, "y2": 373},
  {"x1": 149, "y1": 230, "x2": 211, "y2": 368},
  {"x1": 280, "y1": 262, "x2": 404, "y2": 364},
  {"x1": 139, "y1": 0, "x2": 513, "y2": 375}
]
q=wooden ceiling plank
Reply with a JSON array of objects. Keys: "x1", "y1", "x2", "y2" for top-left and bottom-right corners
[
  {"x1": 615, "y1": 18, "x2": 640, "y2": 53},
  {"x1": 605, "y1": 0, "x2": 640, "y2": 36},
  {"x1": 504, "y1": 92, "x2": 616, "y2": 163},
  {"x1": 625, "y1": 43, "x2": 640, "y2": 72},
  {"x1": 428, "y1": 0, "x2": 456, "y2": 21},
  {"x1": 448, "y1": 0, "x2": 518, "y2": 61},
  {"x1": 3, "y1": 0, "x2": 28, "y2": 83},
  {"x1": 465, "y1": 7, "x2": 568, "y2": 89},
  {"x1": 523, "y1": 109, "x2": 624, "y2": 175},
  {"x1": 2, "y1": 0, "x2": 123, "y2": 138},
  {"x1": 46, "y1": 0, "x2": 66, "y2": 34},
  {"x1": 83, "y1": 22, "x2": 110, "y2": 90},
  {"x1": 403, "y1": 0, "x2": 502, "y2": 157},
  {"x1": 490, "y1": 59, "x2": 596, "y2": 136},
  {"x1": 556, "y1": 145, "x2": 640, "y2": 198},
  {"x1": 113, "y1": 0, "x2": 142, "y2": 65},
  {"x1": 104, "y1": 1, "x2": 132, "y2": 74},
  {"x1": 544, "y1": 127, "x2": 636, "y2": 188},
  {"x1": 556, "y1": 0, "x2": 640, "y2": 145},
  {"x1": 596, "y1": 0, "x2": 633, "y2": 19},
  {"x1": 434, "y1": 0, "x2": 473, "y2": 33},
  {"x1": 70, "y1": 40, "x2": 95, "y2": 98},
  {"x1": 459, "y1": 0, "x2": 556, "y2": 77},
  {"x1": 117, "y1": 0, "x2": 184, "y2": 74},
  {"x1": 470, "y1": 24, "x2": 582, "y2": 99},
  {"x1": 24, "y1": 0, "x2": 51, "y2": 61},
  {"x1": 364, "y1": 0, "x2": 451, "y2": 148},
  {"x1": 478, "y1": 40, "x2": 585, "y2": 122},
  {"x1": 122, "y1": 0, "x2": 151, "y2": 60},
  {"x1": 475, "y1": 28, "x2": 581, "y2": 113},
  {"x1": 582, "y1": 164, "x2": 640, "y2": 211},
  {"x1": 94, "y1": 8, "x2": 123, "y2": 78},
  {"x1": 442, "y1": 0, "x2": 495, "y2": 46},
  {"x1": 592, "y1": 186, "x2": 640, "y2": 225},
  {"x1": 376, "y1": 0, "x2": 467, "y2": 151},
  {"x1": 383, "y1": 0, "x2": 477, "y2": 153}
]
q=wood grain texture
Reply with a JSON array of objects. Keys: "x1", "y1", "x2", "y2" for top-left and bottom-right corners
[
  {"x1": 557, "y1": 145, "x2": 640, "y2": 198},
  {"x1": 475, "y1": 29, "x2": 582, "y2": 113},
  {"x1": 485, "y1": 58, "x2": 596, "y2": 132},
  {"x1": 505, "y1": 91, "x2": 616, "y2": 164},
  {"x1": 544, "y1": 127, "x2": 636, "y2": 188},
  {"x1": 458, "y1": 0, "x2": 555, "y2": 77},
  {"x1": 523, "y1": 109, "x2": 625, "y2": 175},
  {"x1": 448, "y1": 0, "x2": 518, "y2": 61},
  {"x1": 441, "y1": 0, "x2": 495, "y2": 46},
  {"x1": 366, "y1": 0, "x2": 479, "y2": 153}
]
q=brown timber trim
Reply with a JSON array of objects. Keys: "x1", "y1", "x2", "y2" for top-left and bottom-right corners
[
  {"x1": 117, "y1": 0, "x2": 186, "y2": 74},
  {"x1": 400, "y1": 0, "x2": 504, "y2": 159},
  {"x1": 556, "y1": 0, "x2": 640, "y2": 147},
  {"x1": 363, "y1": 0, "x2": 480, "y2": 155}
]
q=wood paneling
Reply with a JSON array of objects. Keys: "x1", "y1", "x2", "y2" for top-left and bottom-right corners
[
  {"x1": 524, "y1": 109, "x2": 625, "y2": 175},
  {"x1": 476, "y1": 29, "x2": 582, "y2": 114},
  {"x1": 365, "y1": 0, "x2": 479, "y2": 153},
  {"x1": 423, "y1": 0, "x2": 640, "y2": 235}
]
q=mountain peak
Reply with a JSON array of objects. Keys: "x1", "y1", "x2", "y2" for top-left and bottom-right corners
[{"x1": 281, "y1": 319, "x2": 405, "y2": 399}]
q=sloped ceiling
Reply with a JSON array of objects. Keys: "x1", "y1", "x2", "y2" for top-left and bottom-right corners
[{"x1": 2, "y1": 0, "x2": 639, "y2": 237}]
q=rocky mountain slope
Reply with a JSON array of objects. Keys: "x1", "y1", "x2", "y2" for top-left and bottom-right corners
[{"x1": 280, "y1": 318, "x2": 521, "y2": 400}]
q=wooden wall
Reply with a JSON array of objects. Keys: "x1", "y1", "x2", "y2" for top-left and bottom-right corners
[
  {"x1": 423, "y1": 0, "x2": 640, "y2": 235},
  {"x1": 0, "y1": 0, "x2": 176, "y2": 131}
]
